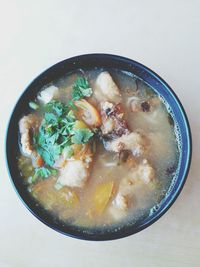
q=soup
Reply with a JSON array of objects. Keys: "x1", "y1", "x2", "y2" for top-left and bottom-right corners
[{"x1": 18, "y1": 69, "x2": 180, "y2": 228}]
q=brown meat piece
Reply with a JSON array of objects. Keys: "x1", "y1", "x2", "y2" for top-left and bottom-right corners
[
  {"x1": 100, "y1": 101, "x2": 129, "y2": 139},
  {"x1": 104, "y1": 132, "x2": 147, "y2": 156},
  {"x1": 19, "y1": 114, "x2": 40, "y2": 157}
]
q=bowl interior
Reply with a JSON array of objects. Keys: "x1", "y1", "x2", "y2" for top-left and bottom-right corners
[{"x1": 6, "y1": 54, "x2": 192, "y2": 240}]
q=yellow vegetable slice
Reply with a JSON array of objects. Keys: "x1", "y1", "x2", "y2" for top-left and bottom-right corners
[
  {"x1": 91, "y1": 181, "x2": 114, "y2": 216},
  {"x1": 73, "y1": 120, "x2": 88, "y2": 130},
  {"x1": 74, "y1": 99, "x2": 102, "y2": 128}
]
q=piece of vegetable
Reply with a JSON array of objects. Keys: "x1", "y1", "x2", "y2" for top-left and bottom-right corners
[
  {"x1": 73, "y1": 120, "x2": 87, "y2": 130},
  {"x1": 72, "y1": 76, "x2": 93, "y2": 101},
  {"x1": 34, "y1": 101, "x2": 75, "y2": 166},
  {"x1": 35, "y1": 167, "x2": 57, "y2": 178},
  {"x1": 72, "y1": 144, "x2": 83, "y2": 155},
  {"x1": 35, "y1": 155, "x2": 44, "y2": 167},
  {"x1": 91, "y1": 181, "x2": 114, "y2": 215},
  {"x1": 34, "y1": 100, "x2": 95, "y2": 167},
  {"x1": 29, "y1": 101, "x2": 39, "y2": 110},
  {"x1": 44, "y1": 100, "x2": 69, "y2": 116},
  {"x1": 74, "y1": 99, "x2": 102, "y2": 127},
  {"x1": 71, "y1": 128, "x2": 94, "y2": 144},
  {"x1": 28, "y1": 167, "x2": 57, "y2": 184}
]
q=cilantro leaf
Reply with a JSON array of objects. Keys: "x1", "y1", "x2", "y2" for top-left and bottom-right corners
[
  {"x1": 45, "y1": 100, "x2": 69, "y2": 117},
  {"x1": 28, "y1": 167, "x2": 57, "y2": 184},
  {"x1": 34, "y1": 167, "x2": 52, "y2": 178},
  {"x1": 36, "y1": 145, "x2": 55, "y2": 166},
  {"x1": 34, "y1": 100, "x2": 76, "y2": 166},
  {"x1": 34, "y1": 96, "x2": 95, "y2": 167},
  {"x1": 72, "y1": 77, "x2": 93, "y2": 101},
  {"x1": 71, "y1": 128, "x2": 94, "y2": 144},
  {"x1": 44, "y1": 112, "x2": 58, "y2": 124}
]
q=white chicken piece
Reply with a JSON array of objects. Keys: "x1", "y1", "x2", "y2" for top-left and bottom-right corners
[
  {"x1": 57, "y1": 160, "x2": 89, "y2": 188},
  {"x1": 37, "y1": 85, "x2": 59, "y2": 104},
  {"x1": 19, "y1": 114, "x2": 40, "y2": 157},
  {"x1": 95, "y1": 71, "x2": 121, "y2": 103},
  {"x1": 105, "y1": 132, "x2": 147, "y2": 156},
  {"x1": 57, "y1": 145, "x2": 93, "y2": 188}
]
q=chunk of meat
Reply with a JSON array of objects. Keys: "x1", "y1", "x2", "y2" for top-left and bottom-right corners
[
  {"x1": 54, "y1": 144, "x2": 93, "y2": 169},
  {"x1": 19, "y1": 114, "x2": 40, "y2": 157},
  {"x1": 100, "y1": 101, "x2": 148, "y2": 157},
  {"x1": 115, "y1": 159, "x2": 155, "y2": 203},
  {"x1": 57, "y1": 160, "x2": 90, "y2": 188},
  {"x1": 109, "y1": 159, "x2": 155, "y2": 220},
  {"x1": 95, "y1": 71, "x2": 121, "y2": 103},
  {"x1": 37, "y1": 85, "x2": 59, "y2": 104},
  {"x1": 57, "y1": 144, "x2": 93, "y2": 188},
  {"x1": 95, "y1": 73, "x2": 148, "y2": 157},
  {"x1": 100, "y1": 102, "x2": 129, "y2": 138},
  {"x1": 100, "y1": 102, "x2": 115, "y2": 135},
  {"x1": 105, "y1": 132, "x2": 147, "y2": 156}
]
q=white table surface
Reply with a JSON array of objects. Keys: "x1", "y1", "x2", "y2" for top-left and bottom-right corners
[{"x1": 0, "y1": 1, "x2": 199, "y2": 266}]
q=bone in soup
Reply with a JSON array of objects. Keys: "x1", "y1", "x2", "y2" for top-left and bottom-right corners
[{"x1": 18, "y1": 69, "x2": 180, "y2": 228}]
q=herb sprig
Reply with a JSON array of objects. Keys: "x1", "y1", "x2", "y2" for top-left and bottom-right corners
[
  {"x1": 28, "y1": 167, "x2": 57, "y2": 184},
  {"x1": 31, "y1": 76, "x2": 94, "y2": 180},
  {"x1": 72, "y1": 76, "x2": 93, "y2": 101},
  {"x1": 34, "y1": 100, "x2": 93, "y2": 167}
]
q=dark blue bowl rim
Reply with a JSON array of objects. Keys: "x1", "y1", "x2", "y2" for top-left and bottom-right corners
[{"x1": 5, "y1": 53, "x2": 192, "y2": 241}]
